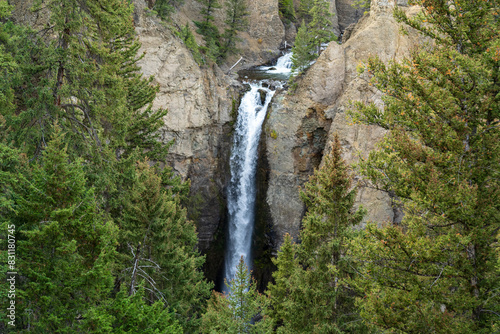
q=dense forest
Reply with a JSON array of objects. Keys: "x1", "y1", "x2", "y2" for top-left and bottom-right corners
[{"x1": 0, "y1": 0, "x2": 499, "y2": 333}]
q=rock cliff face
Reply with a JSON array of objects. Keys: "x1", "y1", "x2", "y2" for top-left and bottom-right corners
[
  {"x1": 173, "y1": 0, "x2": 285, "y2": 70},
  {"x1": 262, "y1": 0, "x2": 424, "y2": 246},
  {"x1": 132, "y1": 1, "x2": 238, "y2": 279},
  {"x1": 336, "y1": 0, "x2": 364, "y2": 32}
]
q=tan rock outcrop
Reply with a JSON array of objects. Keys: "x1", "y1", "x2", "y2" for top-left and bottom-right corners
[
  {"x1": 336, "y1": 0, "x2": 364, "y2": 32},
  {"x1": 263, "y1": 0, "x2": 424, "y2": 245},
  {"x1": 174, "y1": 0, "x2": 285, "y2": 70},
  {"x1": 134, "y1": 1, "x2": 238, "y2": 253}
]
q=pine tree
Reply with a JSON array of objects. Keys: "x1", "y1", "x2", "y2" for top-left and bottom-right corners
[
  {"x1": 279, "y1": 0, "x2": 296, "y2": 22},
  {"x1": 195, "y1": 0, "x2": 222, "y2": 35},
  {"x1": 308, "y1": 0, "x2": 336, "y2": 55},
  {"x1": 350, "y1": 0, "x2": 500, "y2": 332},
  {"x1": 267, "y1": 135, "x2": 367, "y2": 333},
  {"x1": 206, "y1": 37, "x2": 221, "y2": 63},
  {"x1": 220, "y1": 0, "x2": 249, "y2": 59},
  {"x1": 2, "y1": 0, "x2": 166, "y2": 161},
  {"x1": 291, "y1": 20, "x2": 313, "y2": 73},
  {"x1": 0, "y1": 143, "x2": 22, "y2": 331},
  {"x1": 291, "y1": 1, "x2": 336, "y2": 75},
  {"x1": 154, "y1": 0, "x2": 185, "y2": 20},
  {"x1": 9, "y1": 126, "x2": 118, "y2": 332},
  {"x1": 0, "y1": 1, "x2": 16, "y2": 118},
  {"x1": 117, "y1": 159, "x2": 212, "y2": 332},
  {"x1": 194, "y1": 0, "x2": 222, "y2": 61},
  {"x1": 297, "y1": 0, "x2": 314, "y2": 23},
  {"x1": 180, "y1": 22, "x2": 203, "y2": 64},
  {"x1": 82, "y1": 285, "x2": 183, "y2": 334},
  {"x1": 0, "y1": 2, "x2": 211, "y2": 332},
  {"x1": 265, "y1": 234, "x2": 301, "y2": 333},
  {"x1": 201, "y1": 256, "x2": 273, "y2": 333}
]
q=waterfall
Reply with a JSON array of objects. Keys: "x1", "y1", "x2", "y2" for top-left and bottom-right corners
[
  {"x1": 257, "y1": 52, "x2": 293, "y2": 75},
  {"x1": 275, "y1": 52, "x2": 293, "y2": 71},
  {"x1": 223, "y1": 83, "x2": 275, "y2": 290},
  {"x1": 223, "y1": 52, "x2": 293, "y2": 292}
]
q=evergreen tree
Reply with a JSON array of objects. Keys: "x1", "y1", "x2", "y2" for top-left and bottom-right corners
[
  {"x1": 117, "y1": 159, "x2": 212, "y2": 332},
  {"x1": 0, "y1": 1, "x2": 16, "y2": 118},
  {"x1": 0, "y1": 2, "x2": 212, "y2": 332},
  {"x1": 180, "y1": 22, "x2": 203, "y2": 64},
  {"x1": 194, "y1": 0, "x2": 222, "y2": 61},
  {"x1": 206, "y1": 37, "x2": 221, "y2": 63},
  {"x1": 291, "y1": 1, "x2": 336, "y2": 75},
  {"x1": 308, "y1": 0, "x2": 336, "y2": 55},
  {"x1": 2, "y1": 0, "x2": 166, "y2": 161},
  {"x1": 279, "y1": 0, "x2": 296, "y2": 22},
  {"x1": 201, "y1": 256, "x2": 273, "y2": 333},
  {"x1": 221, "y1": 0, "x2": 249, "y2": 59},
  {"x1": 350, "y1": 0, "x2": 500, "y2": 332},
  {"x1": 0, "y1": 142, "x2": 22, "y2": 331},
  {"x1": 291, "y1": 20, "x2": 313, "y2": 73},
  {"x1": 268, "y1": 135, "x2": 367, "y2": 333},
  {"x1": 154, "y1": 0, "x2": 185, "y2": 20},
  {"x1": 82, "y1": 286, "x2": 183, "y2": 333},
  {"x1": 266, "y1": 234, "x2": 302, "y2": 333},
  {"x1": 10, "y1": 126, "x2": 118, "y2": 332},
  {"x1": 297, "y1": 0, "x2": 314, "y2": 23},
  {"x1": 195, "y1": 0, "x2": 222, "y2": 35}
]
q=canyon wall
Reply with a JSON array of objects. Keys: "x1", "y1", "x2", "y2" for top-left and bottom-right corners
[
  {"x1": 10, "y1": 0, "x2": 422, "y2": 282},
  {"x1": 262, "y1": 0, "x2": 423, "y2": 246},
  {"x1": 132, "y1": 1, "x2": 241, "y2": 284},
  {"x1": 173, "y1": 0, "x2": 285, "y2": 70}
]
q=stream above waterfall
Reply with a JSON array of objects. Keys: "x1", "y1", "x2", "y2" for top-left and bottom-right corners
[{"x1": 237, "y1": 52, "x2": 294, "y2": 82}]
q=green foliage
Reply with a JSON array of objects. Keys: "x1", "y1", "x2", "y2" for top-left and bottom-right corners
[
  {"x1": 197, "y1": 0, "x2": 222, "y2": 27},
  {"x1": 349, "y1": 0, "x2": 500, "y2": 332},
  {"x1": 82, "y1": 286, "x2": 183, "y2": 333},
  {"x1": 6, "y1": 126, "x2": 118, "y2": 332},
  {"x1": 297, "y1": 0, "x2": 314, "y2": 23},
  {"x1": 220, "y1": 0, "x2": 249, "y2": 59},
  {"x1": 0, "y1": 2, "x2": 212, "y2": 332},
  {"x1": 180, "y1": 22, "x2": 203, "y2": 64},
  {"x1": 201, "y1": 257, "x2": 273, "y2": 333},
  {"x1": 291, "y1": 20, "x2": 313, "y2": 73},
  {"x1": 266, "y1": 234, "x2": 300, "y2": 332},
  {"x1": 0, "y1": 143, "x2": 21, "y2": 331},
  {"x1": 117, "y1": 159, "x2": 212, "y2": 331},
  {"x1": 279, "y1": 0, "x2": 296, "y2": 22},
  {"x1": 291, "y1": 0, "x2": 336, "y2": 75},
  {"x1": 268, "y1": 135, "x2": 368, "y2": 333},
  {"x1": 0, "y1": 0, "x2": 12, "y2": 19},
  {"x1": 154, "y1": 0, "x2": 185, "y2": 20},
  {"x1": 308, "y1": 0, "x2": 336, "y2": 54},
  {"x1": 2, "y1": 0, "x2": 166, "y2": 161},
  {"x1": 351, "y1": 0, "x2": 370, "y2": 14},
  {"x1": 206, "y1": 36, "x2": 222, "y2": 62},
  {"x1": 194, "y1": 0, "x2": 222, "y2": 62}
]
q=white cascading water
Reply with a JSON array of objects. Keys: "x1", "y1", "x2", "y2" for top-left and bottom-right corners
[
  {"x1": 258, "y1": 52, "x2": 293, "y2": 75},
  {"x1": 223, "y1": 52, "x2": 292, "y2": 291},
  {"x1": 275, "y1": 52, "x2": 293, "y2": 71},
  {"x1": 224, "y1": 84, "x2": 275, "y2": 290}
]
